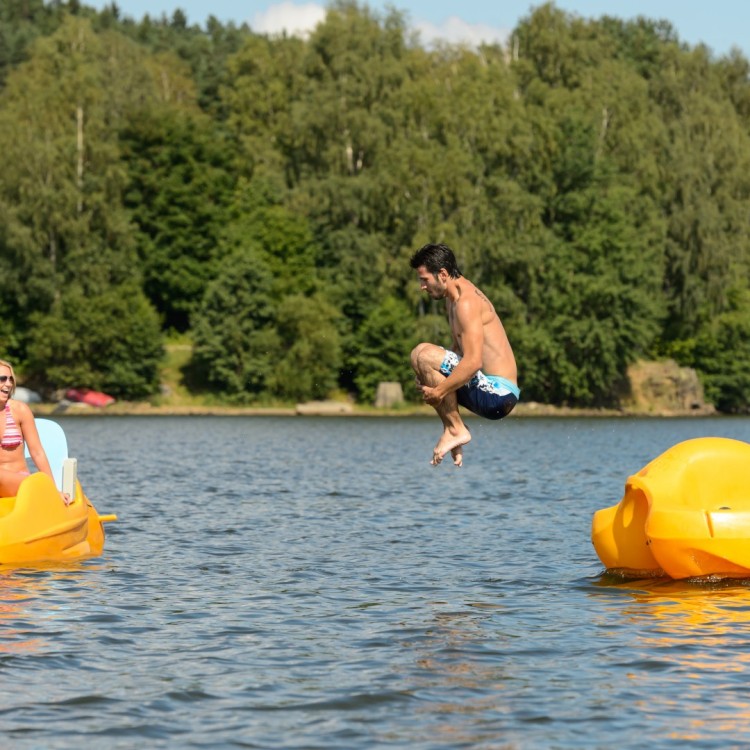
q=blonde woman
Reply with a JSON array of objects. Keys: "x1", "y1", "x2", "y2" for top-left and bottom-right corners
[{"x1": 0, "y1": 359, "x2": 70, "y2": 504}]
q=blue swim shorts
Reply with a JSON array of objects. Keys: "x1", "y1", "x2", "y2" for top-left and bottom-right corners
[{"x1": 439, "y1": 350, "x2": 520, "y2": 421}]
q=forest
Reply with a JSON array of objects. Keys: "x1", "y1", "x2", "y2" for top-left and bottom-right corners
[{"x1": 1, "y1": 0, "x2": 749, "y2": 412}]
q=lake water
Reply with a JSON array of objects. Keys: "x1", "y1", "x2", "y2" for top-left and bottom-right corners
[{"x1": 2, "y1": 414, "x2": 750, "y2": 748}]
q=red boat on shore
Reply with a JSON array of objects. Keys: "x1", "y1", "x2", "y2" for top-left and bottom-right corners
[{"x1": 65, "y1": 388, "x2": 116, "y2": 408}]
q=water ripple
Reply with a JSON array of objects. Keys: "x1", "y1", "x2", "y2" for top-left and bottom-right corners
[{"x1": 0, "y1": 415, "x2": 749, "y2": 748}]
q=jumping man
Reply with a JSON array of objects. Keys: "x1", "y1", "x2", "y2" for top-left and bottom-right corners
[{"x1": 409, "y1": 243, "x2": 520, "y2": 467}]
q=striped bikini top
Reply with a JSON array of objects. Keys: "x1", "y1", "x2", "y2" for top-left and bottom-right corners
[{"x1": 1, "y1": 403, "x2": 23, "y2": 449}]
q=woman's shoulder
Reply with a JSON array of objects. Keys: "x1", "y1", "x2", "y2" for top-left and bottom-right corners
[{"x1": 9, "y1": 399, "x2": 32, "y2": 420}]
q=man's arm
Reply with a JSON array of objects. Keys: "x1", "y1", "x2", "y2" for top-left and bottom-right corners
[{"x1": 423, "y1": 297, "x2": 483, "y2": 403}]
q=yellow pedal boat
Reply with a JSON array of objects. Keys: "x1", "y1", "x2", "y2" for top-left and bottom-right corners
[
  {"x1": 591, "y1": 437, "x2": 750, "y2": 580},
  {"x1": 0, "y1": 473, "x2": 115, "y2": 564},
  {"x1": 0, "y1": 419, "x2": 116, "y2": 565}
]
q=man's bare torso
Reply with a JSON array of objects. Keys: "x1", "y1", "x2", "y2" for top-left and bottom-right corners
[{"x1": 447, "y1": 278, "x2": 517, "y2": 383}]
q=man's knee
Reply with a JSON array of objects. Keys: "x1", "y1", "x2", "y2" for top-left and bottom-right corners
[
  {"x1": 411, "y1": 343, "x2": 444, "y2": 372},
  {"x1": 410, "y1": 342, "x2": 429, "y2": 364}
]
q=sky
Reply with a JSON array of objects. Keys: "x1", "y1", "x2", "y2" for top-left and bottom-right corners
[{"x1": 86, "y1": 0, "x2": 750, "y2": 58}]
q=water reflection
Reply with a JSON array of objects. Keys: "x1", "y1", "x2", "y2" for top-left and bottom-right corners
[
  {"x1": 593, "y1": 575, "x2": 750, "y2": 743},
  {"x1": 409, "y1": 602, "x2": 517, "y2": 749},
  {"x1": 0, "y1": 563, "x2": 111, "y2": 655},
  {"x1": 595, "y1": 575, "x2": 750, "y2": 628}
]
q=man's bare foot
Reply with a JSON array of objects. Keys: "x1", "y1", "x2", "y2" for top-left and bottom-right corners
[
  {"x1": 451, "y1": 444, "x2": 463, "y2": 467},
  {"x1": 431, "y1": 427, "x2": 471, "y2": 466}
]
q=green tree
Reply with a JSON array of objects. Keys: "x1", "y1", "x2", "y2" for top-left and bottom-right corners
[
  {"x1": 351, "y1": 297, "x2": 417, "y2": 403},
  {"x1": 218, "y1": 178, "x2": 322, "y2": 298},
  {"x1": 668, "y1": 290, "x2": 750, "y2": 414},
  {"x1": 0, "y1": 0, "x2": 64, "y2": 89},
  {"x1": 269, "y1": 294, "x2": 343, "y2": 401},
  {"x1": 657, "y1": 51, "x2": 750, "y2": 341},
  {"x1": 222, "y1": 31, "x2": 308, "y2": 183},
  {"x1": 0, "y1": 17, "x2": 166, "y2": 390},
  {"x1": 121, "y1": 106, "x2": 235, "y2": 331},
  {"x1": 25, "y1": 282, "x2": 163, "y2": 399},
  {"x1": 190, "y1": 247, "x2": 280, "y2": 399}
]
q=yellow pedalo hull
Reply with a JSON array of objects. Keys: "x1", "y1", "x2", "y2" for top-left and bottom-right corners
[
  {"x1": 0, "y1": 472, "x2": 113, "y2": 565},
  {"x1": 592, "y1": 437, "x2": 750, "y2": 580}
]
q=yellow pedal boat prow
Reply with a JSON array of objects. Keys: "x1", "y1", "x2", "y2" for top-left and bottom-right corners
[
  {"x1": 592, "y1": 437, "x2": 750, "y2": 580},
  {"x1": 0, "y1": 472, "x2": 112, "y2": 565}
]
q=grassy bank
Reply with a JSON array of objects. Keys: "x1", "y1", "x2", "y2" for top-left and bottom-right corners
[{"x1": 27, "y1": 342, "x2": 710, "y2": 418}]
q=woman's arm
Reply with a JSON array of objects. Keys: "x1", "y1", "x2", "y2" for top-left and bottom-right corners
[
  {"x1": 16, "y1": 402, "x2": 53, "y2": 477},
  {"x1": 16, "y1": 403, "x2": 71, "y2": 504}
]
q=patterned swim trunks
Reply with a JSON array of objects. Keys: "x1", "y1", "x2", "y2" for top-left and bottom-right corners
[{"x1": 439, "y1": 350, "x2": 520, "y2": 420}]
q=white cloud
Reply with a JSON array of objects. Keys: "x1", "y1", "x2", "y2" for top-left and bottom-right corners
[
  {"x1": 249, "y1": 3, "x2": 510, "y2": 47},
  {"x1": 251, "y1": 2, "x2": 326, "y2": 36},
  {"x1": 415, "y1": 17, "x2": 510, "y2": 47}
]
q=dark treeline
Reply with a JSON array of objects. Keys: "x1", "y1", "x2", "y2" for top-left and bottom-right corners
[{"x1": 1, "y1": 1, "x2": 750, "y2": 411}]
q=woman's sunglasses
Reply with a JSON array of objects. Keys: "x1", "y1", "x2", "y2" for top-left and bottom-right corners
[{"x1": 0, "y1": 375, "x2": 14, "y2": 384}]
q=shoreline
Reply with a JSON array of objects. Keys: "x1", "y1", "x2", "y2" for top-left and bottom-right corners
[{"x1": 29, "y1": 400, "x2": 718, "y2": 419}]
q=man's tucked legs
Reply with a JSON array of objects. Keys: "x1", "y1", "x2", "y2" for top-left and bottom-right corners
[{"x1": 410, "y1": 343, "x2": 471, "y2": 466}]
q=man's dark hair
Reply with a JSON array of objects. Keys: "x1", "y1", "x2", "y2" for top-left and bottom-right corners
[{"x1": 409, "y1": 243, "x2": 462, "y2": 278}]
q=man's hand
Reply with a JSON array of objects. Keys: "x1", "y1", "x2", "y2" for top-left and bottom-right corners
[{"x1": 420, "y1": 384, "x2": 444, "y2": 407}]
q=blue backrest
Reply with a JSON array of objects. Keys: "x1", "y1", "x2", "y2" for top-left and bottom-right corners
[{"x1": 24, "y1": 418, "x2": 69, "y2": 490}]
